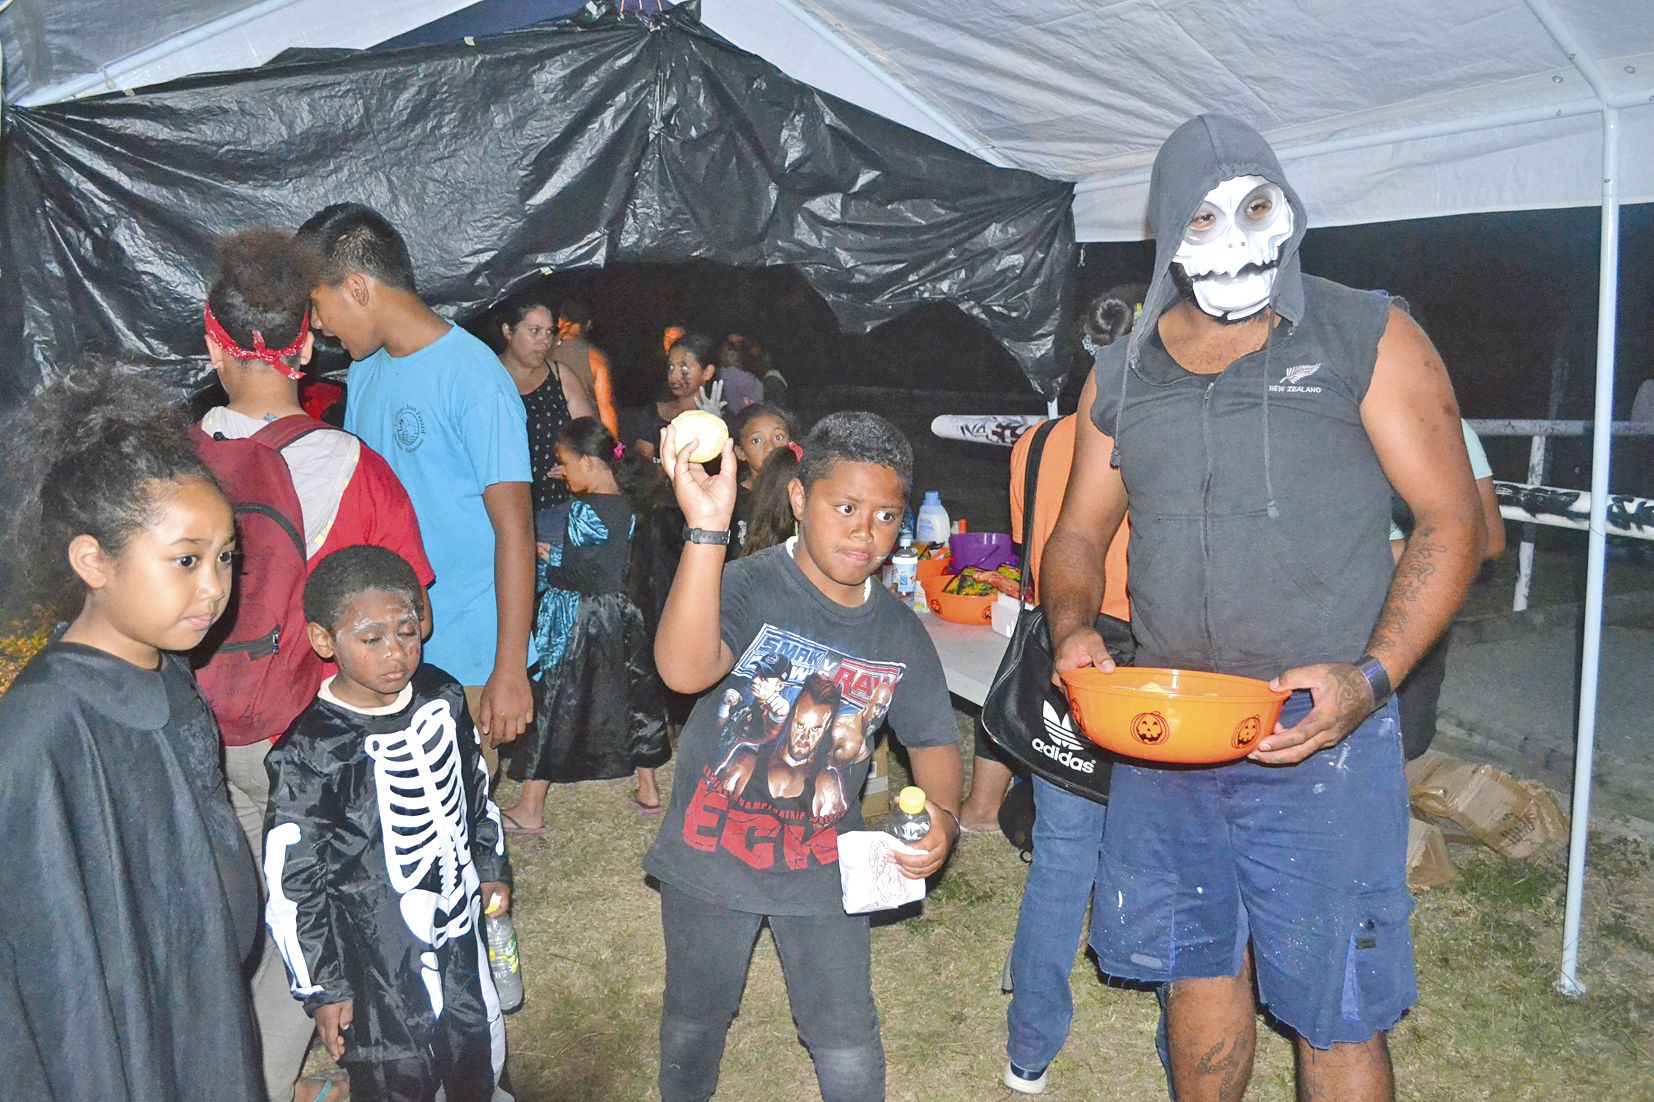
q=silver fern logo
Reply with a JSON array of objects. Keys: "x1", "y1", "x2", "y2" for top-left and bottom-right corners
[{"x1": 1282, "y1": 363, "x2": 1322, "y2": 385}]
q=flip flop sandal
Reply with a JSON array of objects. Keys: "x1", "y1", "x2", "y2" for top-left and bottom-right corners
[
  {"x1": 501, "y1": 810, "x2": 548, "y2": 837},
  {"x1": 299, "y1": 1075, "x2": 348, "y2": 1102},
  {"x1": 628, "y1": 795, "x2": 666, "y2": 817}
]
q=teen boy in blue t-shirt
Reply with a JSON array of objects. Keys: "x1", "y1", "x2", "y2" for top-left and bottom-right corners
[
  {"x1": 645, "y1": 412, "x2": 965, "y2": 1102},
  {"x1": 298, "y1": 203, "x2": 536, "y2": 758}
]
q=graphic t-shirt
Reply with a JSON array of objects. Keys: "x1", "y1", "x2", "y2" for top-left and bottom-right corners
[
  {"x1": 643, "y1": 542, "x2": 956, "y2": 915},
  {"x1": 345, "y1": 326, "x2": 533, "y2": 684}
]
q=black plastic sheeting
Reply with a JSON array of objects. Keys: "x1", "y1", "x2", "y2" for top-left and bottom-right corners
[{"x1": 0, "y1": 7, "x2": 1075, "y2": 406}]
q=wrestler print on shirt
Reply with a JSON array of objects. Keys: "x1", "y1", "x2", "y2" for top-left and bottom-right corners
[{"x1": 682, "y1": 624, "x2": 904, "y2": 871}]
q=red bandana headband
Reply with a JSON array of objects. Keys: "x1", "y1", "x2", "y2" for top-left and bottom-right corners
[{"x1": 204, "y1": 303, "x2": 309, "y2": 380}]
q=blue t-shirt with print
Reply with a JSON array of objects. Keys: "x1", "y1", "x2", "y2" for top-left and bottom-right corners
[{"x1": 345, "y1": 325, "x2": 533, "y2": 684}]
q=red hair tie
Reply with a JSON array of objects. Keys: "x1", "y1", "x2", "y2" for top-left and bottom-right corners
[
  {"x1": 204, "y1": 303, "x2": 309, "y2": 380},
  {"x1": 787, "y1": 442, "x2": 804, "y2": 461},
  {"x1": 613, "y1": 442, "x2": 626, "y2": 460}
]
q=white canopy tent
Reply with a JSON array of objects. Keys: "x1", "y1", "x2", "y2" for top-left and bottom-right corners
[{"x1": 3, "y1": 0, "x2": 1647, "y2": 995}]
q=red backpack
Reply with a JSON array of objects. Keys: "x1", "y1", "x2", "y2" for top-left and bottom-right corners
[{"x1": 189, "y1": 415, "x2": 327, "y2": 746}]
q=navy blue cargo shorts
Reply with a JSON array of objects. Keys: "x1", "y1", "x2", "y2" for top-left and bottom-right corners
[{"x1": 1089, "y1": 692, "x2": 1415, "y2": 1048}]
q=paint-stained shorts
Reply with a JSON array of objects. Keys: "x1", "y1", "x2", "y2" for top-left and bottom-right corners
[{"x1": 1089, "y1": 692, "x2": 1415, "y2": 1048}]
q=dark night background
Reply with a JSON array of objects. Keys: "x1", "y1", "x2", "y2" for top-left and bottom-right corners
[{"x1": 462, "y1": 201, "x2": 1653, "y2": 505}]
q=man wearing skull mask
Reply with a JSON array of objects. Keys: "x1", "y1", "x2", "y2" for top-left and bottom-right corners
[{"x1": 1041, "y1": 115, "x2": 1485, "y2": 1100}]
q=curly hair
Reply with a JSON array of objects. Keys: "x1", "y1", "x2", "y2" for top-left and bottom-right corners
[
  {"x1": 4, "y1": 362, "x2": 220, "y2": 618},
  {"x1": 303, "y1": 545, "x2": 423, "y2": 632},
  {"x1": 1082, "y1": 283, "x2": 1147, "y2": 350},
  {"x1": 295, "y1": 202, "x2": 417, "y2": 292},
  {"x1": 796, "y1": 412, "x2": 912, "y2": 496},
  {"x1": 207, "y1": 229, "x2": 320, "y2": 363}
]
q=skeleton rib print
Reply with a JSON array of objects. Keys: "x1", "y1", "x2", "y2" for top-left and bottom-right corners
[{"x1": 366, "y1": 699, "x2": 474, "y2": 918}]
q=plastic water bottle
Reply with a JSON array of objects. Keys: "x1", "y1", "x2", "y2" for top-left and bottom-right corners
[
  {"x1": 886, "y1": 786, "x2": 932, "y2": 845},
  {"x1": 890, "y1": 533, "x2": 919, "y2": 602},
  {"x1": 915, "y1": 491, "x2": 950, "y2": 546},
  {"x1": 485, "y1": 896, "x2": 524, "y2": 1013}
]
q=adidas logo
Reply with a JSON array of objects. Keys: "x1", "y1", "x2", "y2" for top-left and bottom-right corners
[
  {"x1": 1035, "y1": 699, "x2": 1097, "y2": 774},
  {"x1": 1281, "y1": 363, "x2": 1321, "y2": 385},
  {"x1": 1042, "y1": 698, "x2": 1085, "y2": 750}
]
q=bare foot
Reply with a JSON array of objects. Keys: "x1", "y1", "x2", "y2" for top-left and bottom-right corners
[
  {"x1": 500, "y1": 808, "x2": 547, "y2": 836},
  {"x1": 636, "y1": 768, "x2": 661, "y2": 808}
]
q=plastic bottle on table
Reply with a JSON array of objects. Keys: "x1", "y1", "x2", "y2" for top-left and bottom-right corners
[
  {"x1": 890, "y1": 533, "x2": 919, "y2": 604},
  {"x1": 485, "y1": 894, "x2": 525, "y2": 1013},
  {"x1": 886, "y1": 786, "x2": 932, "y2": 845},
  {"x1": 915, "y1": 491, "x2": 950, "y2": 546}
]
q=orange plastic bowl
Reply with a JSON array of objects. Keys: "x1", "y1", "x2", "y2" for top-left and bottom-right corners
[
  {"x1": 922, "y1": 573, "x2": 994, "y2": 625},
  {"x1": 915, "y1": 549, "x2": 952, "y2": 581},
  {"x1": 1059, "y1": 666, "x2": 1290, "y2": 764}
]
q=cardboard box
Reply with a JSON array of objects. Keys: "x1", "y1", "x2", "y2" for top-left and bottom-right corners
[
  {"x1": 1407, "y1": 755, "x2": 1569, "y2": 861},
  {"x1": 1406, "y1": 816, "x2": 1458, "y2": 890}
]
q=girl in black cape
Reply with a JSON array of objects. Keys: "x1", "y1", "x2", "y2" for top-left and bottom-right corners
[{"x1": 0, "y1": 365, "x2": 261, "y2": 1100}]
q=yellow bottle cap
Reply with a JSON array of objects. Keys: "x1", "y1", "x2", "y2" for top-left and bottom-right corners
[{"x1": 896, "y1": 786, "x2": 927, "y2": 816}]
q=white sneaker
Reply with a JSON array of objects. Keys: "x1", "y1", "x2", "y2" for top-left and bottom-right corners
[{"x1": 1003, "y1": 1060, "x2": 1048, "y2": 1095}]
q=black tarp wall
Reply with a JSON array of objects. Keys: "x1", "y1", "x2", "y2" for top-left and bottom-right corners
[{"x1": 0, "y1": 8, "x2": 1075, "y2": 406}]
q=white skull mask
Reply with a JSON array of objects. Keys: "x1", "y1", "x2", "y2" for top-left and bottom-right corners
[{"x1": 1173, "y1": 174, "x2": 1293, "y2": 320}]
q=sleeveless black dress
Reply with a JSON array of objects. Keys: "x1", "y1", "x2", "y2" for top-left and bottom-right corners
[{"x1": 521, "y1": 370, "x2": 571, "y2": 521}]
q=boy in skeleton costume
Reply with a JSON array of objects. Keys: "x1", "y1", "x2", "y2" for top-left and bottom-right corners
[{"x1": 265, "y1": 546, "x2": 514, "y2": 1102}]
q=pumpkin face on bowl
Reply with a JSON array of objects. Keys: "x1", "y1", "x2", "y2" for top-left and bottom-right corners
[{"x1": 1059, "y1": 667, "x2": 1289, "y2": 765}]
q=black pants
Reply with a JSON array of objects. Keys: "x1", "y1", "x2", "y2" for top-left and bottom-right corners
[
  {"x1": 1397, "y1": 627, "x2": 1452, "y2": 761},
  {"x1": 341, "y1": 930, "x2": 499, "y2": 1102},
  {"x1": 657, "y1": 881, "x2": 884, "y2": 1102}
]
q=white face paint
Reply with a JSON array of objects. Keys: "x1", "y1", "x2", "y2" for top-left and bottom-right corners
[{"x1": 1173, "y1": 174, "x2": 1293, "y2": 320}]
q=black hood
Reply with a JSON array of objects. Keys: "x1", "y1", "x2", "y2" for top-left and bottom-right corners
[{"x1": 1127, "y1": 113, "x2": 1309, "y2": 372}]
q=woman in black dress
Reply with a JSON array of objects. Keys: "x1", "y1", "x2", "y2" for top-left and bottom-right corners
[{"x1": 497, "y1": 301, "x2": 596, "y2": 521}]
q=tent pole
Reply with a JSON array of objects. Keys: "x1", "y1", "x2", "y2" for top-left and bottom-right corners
[
  {"x1": 1071, "y1": 92, "x2": 1648, "y2": 196},
  {"x1": 1520, "y1": 0, "x2": 1621, "y2": 1000},
  {"x1": 18, "y1": 0, "x2": 318, "y2": 105},
  {"x1": 1558, "y1": 103, "x2": 1618, "y2": 999},
  {"x1": 16, "y1": 0, "x2": 476, "y2": 106}
]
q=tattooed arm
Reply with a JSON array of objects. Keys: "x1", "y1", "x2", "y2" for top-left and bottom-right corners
[{"x1": 1253, "y1": 307, "x2": 1484, "y2": 764}]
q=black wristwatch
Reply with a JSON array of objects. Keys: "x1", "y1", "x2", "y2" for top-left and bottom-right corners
[
  {"x1": 683, "y1": 526, "x2": 731, "y2": 546},
  {"x1": 1354, "y1": 654, "x2": 1393, "y2": 705}
]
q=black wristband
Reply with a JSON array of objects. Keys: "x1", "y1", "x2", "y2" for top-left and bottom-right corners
[
  {"x1": 1354, "y1": 654, "x2": 1393, "y2": 704},
  {"x1": 683, "y1": 526, "x2": 731, "y2": 545}
]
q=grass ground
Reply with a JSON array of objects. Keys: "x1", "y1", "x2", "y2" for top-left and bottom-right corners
[{"x1": 483, "y1": 711, "x2": 1654, "y2": 1101}]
